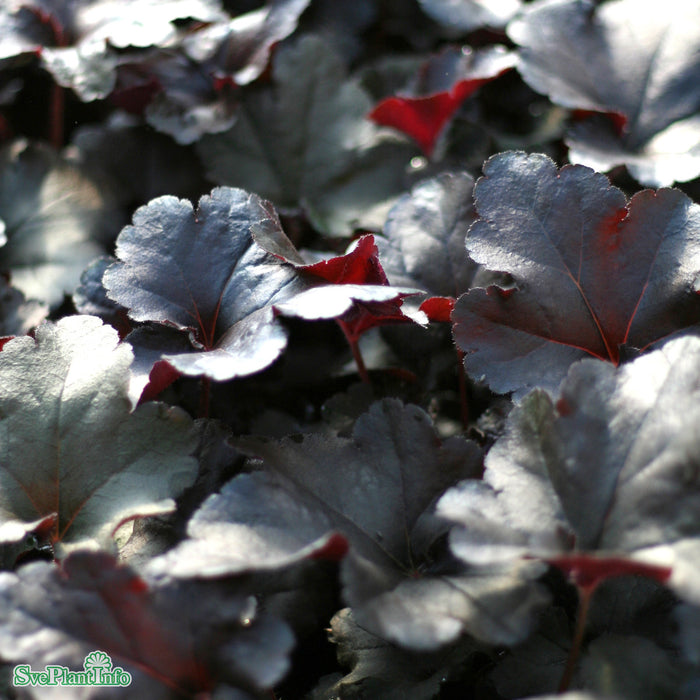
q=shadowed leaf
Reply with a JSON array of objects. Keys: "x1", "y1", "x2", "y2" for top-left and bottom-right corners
[{"x1": 509, "y1": 0, "x2": 700, "y2": 185}]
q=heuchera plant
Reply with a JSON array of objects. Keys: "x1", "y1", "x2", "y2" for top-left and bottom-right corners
[{"x1": 0, "y1": 0, "x2": 698, "y2": 698}]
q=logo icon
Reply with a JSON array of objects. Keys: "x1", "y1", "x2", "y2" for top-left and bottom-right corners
[{"x1": 12, "y1": 650, "x2": 132, "y2": 687}]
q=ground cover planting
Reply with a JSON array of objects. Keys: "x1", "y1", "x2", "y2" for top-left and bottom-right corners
[{"x1": 0, "y1": 0, "x2": 698, "y2": 697}]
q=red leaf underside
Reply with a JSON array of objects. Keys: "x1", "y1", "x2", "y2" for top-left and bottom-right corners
[
  {"x1": 571, "y1": 110, "x2": 629, "y2": 138},
  {"x1": 139, "y1": 359, "x2": 181, "y2": 402},
  {"x1": 110, "y1": 76, "x2": 163, "y2": 116},
  {"x1": 309, "y1": 533, "x2": 349, "y2": 562},
  {"x1": 369, "y1": 79, "x2": 488, "y2": 156},
  {"x1": 301, "y1": 235, "x2": 388, "y2": 286},
  {"x1": 419, "y1": 296, "x2": 455, "y2": 323},
  {"x1": 301, "y1": 235, "x2": 412, "y2": 342},
  {"x1": 337, "y1": 298, "x2": 411, "y2": 345},
  {"x1": 545, "y1": 553, "x2": 672, "y2": 595}
]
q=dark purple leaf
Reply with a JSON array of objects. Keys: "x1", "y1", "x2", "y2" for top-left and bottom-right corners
[
  {"x1": 566, "y1": 113, "x2": 700, "y2": 189},
  {"x1": 508, "y1": 0, "x2": 700, "y2": 186},
  {"x1": 103, "y1": 187, "x2": 308, "y2": 381},
  {"x1": 584, "y1": 576, "x2": 676, "y2": 645},
  {"x1": 148, "y1": 469, "x2": 349, "y2": 578},
  {"x1": 73, "y1": 255, "x2": 130, "y2": 332},
  {"x1": 369, "y1": 46, "x2": 516, "y2": 156},
  {"x1": 183, "y1": 418, "x2": 243, "y2": 507},
  {"x1": 152, "y1": 398, "x2": 480, "y2": 576},
  {"x1": 490, "y1": 607, "x2": 573, "y2": 698},
  {"x1": 24, "y1": 0, "x2": 225, "y2": 48},
  {"x1": 0, "y1": 139, "x2": 117, "y2": 307},
  {"x1": 12, "y1": 0, "x2": 226, "y2": 101},
  {"x1": 0, "y1": 315, "x2": 198, "y2": 553},
  {"x1": 0, "y1": 274, "x2": 48, "y2": 336},
  {"x1": 183, "y1": 0, "x2": 311, "y2": 86},
  {"x1": 492, "y1": 599, "x2": 681, "y2": 700},
  {"x1": 319, "y1": 383, "x2": 376, "y2": 435},
  {"x1": 0, "y1": 6, "x2": 51, "y2": 63},
  {"x1": 321, "y1": 607, "x2": 479, "y2": 699},
  {"x1": 72, "y1": 123, "x2": 208, "y2": 208},
  {"x1": 1, "y1": 1, "x2": 696, "y2": 693},
  {"x1": 343, "y1": 553, "x2": 549, "y2": 650},
  {"x1": 440, "y1": 336, "x2": 700, "y2": 600},
  {"x1": 577, "y1": 635, "x2": 683, "y2": 700},
  {"x1": 376, "y1": 171, "x2": 490, "y2": 320},
  {"x1": 41, "y1": 40, "x2": 117, "y2": 102},
  {"x1": 197, "y1": 35, "x2": 418, "y2": 236},
  {"x1": 0, "y1": 550, "x2": 294, "y2": 698},
  {"x1": 120, "y1": 418, "x2": 243, "y2": 568},
  {"x1": 124, "y1": 325, "x2": 191, "y2": 404},
  {"x1": 116, "y1": 49, "x2": 238, "y2": 144},
  {"x1": 148, "y1": 399, "x2": 529, "y2": 650},
  {"x1": 452, "y1": 151, "x2": 700, "y2": 396},
  {"x1": 418, "y1": 0, "x2": 520, "y2": 32}
]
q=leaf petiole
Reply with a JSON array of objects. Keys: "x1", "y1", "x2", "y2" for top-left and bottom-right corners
[
  {"x1": 337, "y1": 319, "x2": 370, "y2": 384},
  {"x1": 558, "y1": 584, "x2": 592, "y2": 693}
]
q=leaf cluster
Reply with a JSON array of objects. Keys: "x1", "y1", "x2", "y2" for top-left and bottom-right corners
[{"x1": 0, "y1": 1, "x2": 698, "y2": 699}]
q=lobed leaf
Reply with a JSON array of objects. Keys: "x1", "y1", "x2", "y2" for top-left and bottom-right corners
[
  {"x1": 197, "y1": 35, "x2": 417, "y2": 236},
  {"x1": 0, "y1": 139, "x2": 116, "y2": 307},
  {"x1": 321, "y1": 607, "x2": 479, "y2": 700},
  {"x1": 183, "y1": 0, "x2": 311, "y2": 86},
  {"x1": 147, "y1": 399, "x2": 543, "y2": 650},
  {"x1": 376, "y1": 171, "x2": 497, "y2": 322},
  {"x1": 135, "y1": 49, "x2": 239, "y2": 145},
  {"x1": 440, "y1": 335, "x2": 700, "y2": 602},
  {"x1": 0, "y1": 315, "x2": 198, "y2": 552},
  {"x1": 0, "y1": 550, "x2": 294, "y2": 698},
  {"x1": 274, "y1": 235, "x2": 426, "y2": 343},
  {"x1": 151, "y1": 399, "x2": 480, "y2": 577},
  {"x1": 508, "y1": 0, "x2": 700, "y2": 185},
  {"x1": 452, "y1": 151, "x2": 700, "y2": 396},
  {"x1": 6, "y1": 0, "x2": 225, "y2": 101},
  {"x1": 103, "y1": 187, "x2": 306, "y2": 381}
]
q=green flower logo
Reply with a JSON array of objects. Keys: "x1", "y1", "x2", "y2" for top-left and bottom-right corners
[{"x1": 83, "y1": 651, "x2": 112, "y2": 672}]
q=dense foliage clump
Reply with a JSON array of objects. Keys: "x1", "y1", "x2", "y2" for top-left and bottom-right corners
[{"x1": 0, "y1": 0, "x2": 698, "y2": 698}]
